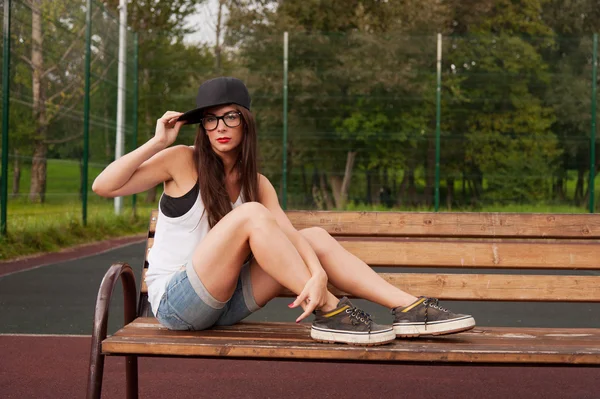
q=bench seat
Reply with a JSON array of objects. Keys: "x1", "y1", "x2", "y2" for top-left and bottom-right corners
[
  {"x1": 103, "y1": 317, "x2": 600, "y2": 364},
  {"x1": 88, "y1": 210, "x2": 600, "y2": 398}
]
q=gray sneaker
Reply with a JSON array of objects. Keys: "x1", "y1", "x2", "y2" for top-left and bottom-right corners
[
  {"x1": 392, "y1": 297, "x2": 476, "y2": 337},
  {"x1": 311, "y1": 297, "x2": 395, "y2": 346}
]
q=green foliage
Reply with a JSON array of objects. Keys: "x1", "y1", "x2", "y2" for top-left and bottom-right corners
[{"x1": 0, "y1": 205, "x2": 152, "y2": 260}]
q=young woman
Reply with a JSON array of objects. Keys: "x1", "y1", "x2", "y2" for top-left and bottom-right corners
[{"x1": 93, "y1": 77, "x2": 475, "y2": 346}]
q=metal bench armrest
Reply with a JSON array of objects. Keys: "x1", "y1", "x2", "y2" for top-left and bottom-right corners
[{"x1": 86, "y1": 262, "x2": 138, "y2": 399}]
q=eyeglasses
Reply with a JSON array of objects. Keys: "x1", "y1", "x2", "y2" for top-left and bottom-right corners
[{"x1": 201, "y1": 112, "x2": 242, "y2": 131}]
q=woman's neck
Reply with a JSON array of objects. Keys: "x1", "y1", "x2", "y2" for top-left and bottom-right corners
[{"x1": 221, "y1": 154, "x2": 239, "y2": 180}]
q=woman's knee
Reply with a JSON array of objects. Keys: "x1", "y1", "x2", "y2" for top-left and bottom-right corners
[
  {"x1": 232, "y1": 202, "x2": 276, "y2": 229},
  {"x1": 300, "y1": 227, "x2": 334, "y2": 256}
]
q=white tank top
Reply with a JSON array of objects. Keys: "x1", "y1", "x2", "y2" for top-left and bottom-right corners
[{"x1": 145, "y1": 189, "x2": 244, "y2": 315}]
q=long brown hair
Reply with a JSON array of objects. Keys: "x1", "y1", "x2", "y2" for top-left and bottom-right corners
[{"x1": 193, "y1": 104, "x2": 258, "y2": 228}]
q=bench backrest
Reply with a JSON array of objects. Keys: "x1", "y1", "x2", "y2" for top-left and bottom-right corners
[{"x1": 138, "y1": 210, "x2": 600, "y2": 317}]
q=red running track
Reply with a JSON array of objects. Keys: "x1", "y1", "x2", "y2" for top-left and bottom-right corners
[{"x1": 0, "y1": 335, "x2": 597, "y2": 399}]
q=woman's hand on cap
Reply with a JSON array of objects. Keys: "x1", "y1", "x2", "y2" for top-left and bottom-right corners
[{"x1": 154, "y1": 111, "x2": 185, "y2": 147}]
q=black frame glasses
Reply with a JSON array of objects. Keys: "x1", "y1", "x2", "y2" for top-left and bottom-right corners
[{"x1": 201, "y1": 112, "x2": 242, "y2": 131}]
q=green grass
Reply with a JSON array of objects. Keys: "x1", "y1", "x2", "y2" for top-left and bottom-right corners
[
  {"x1": 7, "y1": 158, "x2": 106, "y2": 202},
  {"x1": 0, "y1": 158, "x2": 164, "y2": 261},
  {"x1": 0, "y1": 204, "x2": 156, "y2": 261}
]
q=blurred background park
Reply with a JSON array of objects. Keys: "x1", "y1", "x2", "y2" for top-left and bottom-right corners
[{"x1": 0, "y1": 0, "x2": 599, "y2": 259}]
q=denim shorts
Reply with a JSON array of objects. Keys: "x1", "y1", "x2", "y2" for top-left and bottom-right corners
[{"x1": 155, "y1": 260, "x2": 261, "y2": 331}]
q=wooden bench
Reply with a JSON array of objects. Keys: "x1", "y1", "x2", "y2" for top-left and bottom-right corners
[{"x1": 86, "y1": 210, "x2": 600, "y2": 398}]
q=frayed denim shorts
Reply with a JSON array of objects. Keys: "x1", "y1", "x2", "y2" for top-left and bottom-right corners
[{"x1": 155, "y1": 260, "x2": 261, "y2": 331}]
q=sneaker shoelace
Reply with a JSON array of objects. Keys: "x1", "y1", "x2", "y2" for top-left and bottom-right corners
[
  {"x1": 423, "y1": 297, "x2": 448, "y2": 326},
  {"x1": 345, "y1": 307, "x2": 373, "y2": 330}
]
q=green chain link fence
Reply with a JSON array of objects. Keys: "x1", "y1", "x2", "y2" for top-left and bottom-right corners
[{"x1": 1, "y1": 3, "x2": 599, "y2": 238}]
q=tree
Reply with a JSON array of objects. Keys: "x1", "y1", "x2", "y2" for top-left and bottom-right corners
[{"x1": 226, "y1": 0, "x2": 450, "y2": 208}]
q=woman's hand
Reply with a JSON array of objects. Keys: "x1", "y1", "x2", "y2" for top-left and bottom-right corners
[
  {"x1": 288, "y1": 272, "x2": 329, "y2": 323},
  {"x1": 154, "y1": 111, "x2": 185, "y2": 147}
]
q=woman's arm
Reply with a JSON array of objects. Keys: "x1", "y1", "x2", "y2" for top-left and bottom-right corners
[
  {"x1": 258, "y1": 174, "x2": 327, "y2": 282},
  {"x1": 92, "y1": 111, "x2": 184, "y2": 198}
]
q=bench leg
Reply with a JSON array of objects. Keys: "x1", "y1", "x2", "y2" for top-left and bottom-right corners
[{"x1": 85, "y1": 263, "x2": 138, "y2": 399}]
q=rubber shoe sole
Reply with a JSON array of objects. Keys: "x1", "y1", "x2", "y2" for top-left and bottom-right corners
[
  {"x1": 311, "y1": 325, "x2": 396, "y2": 346},
  {"x1": 393, "y1": 315, "x2": 476, "y2": 337}
]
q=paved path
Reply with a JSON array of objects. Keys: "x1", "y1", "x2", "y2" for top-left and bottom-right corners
[
  {"x1": 1, "y1": 239, "x2": 598, "y2": 334},
  {"x1": 0, "y1": 239, "x2": 599, "y2": 398}
]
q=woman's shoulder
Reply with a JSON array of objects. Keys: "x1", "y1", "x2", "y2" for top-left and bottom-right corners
[
  {"x1": 257, "y1": 173, "x2": 276, "y2": 200},
  {"x1": 164, "y1": 145, "x2": 196, "y2": 179},
  {"x1": 166, "y1": 145, "x2": 195, "y2": 162},
  {"x1": 257, "y1": 173, "x2": 272, "y2": 187}
]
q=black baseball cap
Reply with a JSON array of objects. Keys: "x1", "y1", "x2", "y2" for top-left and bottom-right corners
[{"x1": 178, "y1": 77, "x2": 251, "y2": 125}]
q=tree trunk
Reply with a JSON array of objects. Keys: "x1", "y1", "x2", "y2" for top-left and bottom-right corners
[
  {"x1": 446, "y1": 177, "x2": 454, "y2": 210},
  {"x1": 329, "y1": 151, "x2": 357, "y2": 209},
  {"x1": 553, "y1": 177, "x2": 565, "y2": 202},
  {"x1": 320, "y1": 172, "x2": 334, "y2": 210},
  {"x1": 469, "y1": 164, "x2": 483, "y2": 205},
  {"x1": 104, "y1": 108, "x2": 111, "y2": 159},
  {"x1": 143, "y1": 71, "x2": 157, "y2": 204},
  {"x1": 12, "y1": 150, "x2": 20, "y2": 198},
  {"x1": 423, "y1": 135, "x2": 435, "y2": 207},
  {"x1": 30, "y1": 142, "x2": 47, "y2": 203},
  {"x1": 338, "y1": 151, "x2": 356, "y2": 209},
  {"x1": 462, "y1": 169, "x2": 466, "y2": 199},
  {"x1": 329, "y1": 175, "x2": 342, "y2": 207},
  {"x1": 29, "y1": 0, "x2": 48, "y2": 203},
  {"x1": 300, "y1": 164, "x2": 309, "y2": 205},
  {"x1": 407, "y1": 168, "x2": 417, "y2": 206},
  {"x1": 397, "y1": 169, "x2": 408, "y2": 206},
  {"x1": 365, "y1": 170, "x2": 372, "y2": 204},
  {"x1": 214, "y1": 0, "x2": 225, "y2": 74},
  {"x1": 574, "y1": 167, "x2": 584, "y2": 204},
  {"x1": 311, "y1": 167, "x2": 324, "y2": 209}
]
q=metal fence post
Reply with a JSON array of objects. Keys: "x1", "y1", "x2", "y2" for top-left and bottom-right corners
[
  {"x1": 282, "y1": 31, "x2": 288, "y2": 210},
  {"x1": 434, "y1": 33, "x2": 442, "y2": 212},
  {"x1": 1, "y1": 0, "x2": 12, "y2": 236},
  {"x1": 590, "y1": 33, "x2": 598, "y2": 214},
  {"x1": 82, "y1": 0, "x2": 92, "y2": 226},
  {"x1": 114, "y1": 0, "x2": 127, "y2": 215},
  {"x1": 132, "y1": 32, "x2": 138, "y2": 216}
]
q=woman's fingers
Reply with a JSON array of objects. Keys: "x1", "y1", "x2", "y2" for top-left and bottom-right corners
[
  {"x1": 288, "y1": 291, "x2": 307, "y2": 309},
  {"x1": 162, "y1": 110, "x2": 183, "y2": 118},
  {"x1": 160, "y1": 111, "x2": 184, "y2": 125},
  {"x1": 295, "y1": 300, "x2": 318, "y2": 323}
]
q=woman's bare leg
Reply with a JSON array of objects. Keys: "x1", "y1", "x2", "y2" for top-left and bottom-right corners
[
  {"x1": 299, "y1": 227, "x2": 418, "y2": 309},
  {"x1": 190, "y1": 202, "x2": 338, "y2": 311}
]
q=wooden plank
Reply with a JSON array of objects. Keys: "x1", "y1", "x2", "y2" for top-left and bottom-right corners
[
  {"x1": 141, "y1": 239, "x2": 600, "y2": 272},
  {"x1": 337, "y1": 240, "x2": 600, "y2": 269},
  {"x1": 102, "y1": 322, "x2": 600, "y2": 364},
  {"x1": 141, "y1": 270, "x2": 600, "y2": 301},
  {"x1": 279, "y1": 273, "x2": 600, "y2": 302},
  {"x1": 125, "y1": 318, "x2": 600, "y2": 340},
  {"x1": 113, "y1": 323, "x2": 600, "y2": 346},
  {"x1": 286, "y1": 211, "x2": 600, "y2": 239}
]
